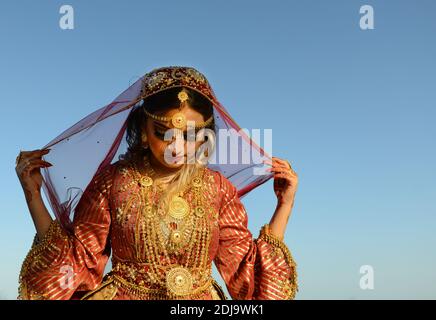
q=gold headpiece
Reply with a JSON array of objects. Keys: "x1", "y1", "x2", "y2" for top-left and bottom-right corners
[{"x1": 143, "y1": 89, "x2": 214, "y2": 129}]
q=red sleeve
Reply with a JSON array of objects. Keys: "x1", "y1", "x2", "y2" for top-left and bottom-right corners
[
  {"x1": 213, "y1": 173, "x2": 298, "y2": 300},
  {"x1": 18, "y1": 165, "x2": 115, "y2": 300}
]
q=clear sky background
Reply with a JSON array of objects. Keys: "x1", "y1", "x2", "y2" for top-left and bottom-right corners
[{"x1": 1, "y1": 0, "x2": 435, "y2": 299}]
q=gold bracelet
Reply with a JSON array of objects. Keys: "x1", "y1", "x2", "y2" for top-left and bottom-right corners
[
  {"x1": 259, "y1": 224, "x2": 293, "y2": 264},
  {"x1": 261, "y1": 224, "x2": 284, "y2": 241},
  {"x1": 20, "y1": 220, "x2": 66, "y2": 276},
  {"x1": 258, "y1": 224, "x2": 299, "y2": 299}
]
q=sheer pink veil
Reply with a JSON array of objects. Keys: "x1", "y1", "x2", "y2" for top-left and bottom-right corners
[{"x1": 39, "y1": 66, "x2": 273, "y2": 233}]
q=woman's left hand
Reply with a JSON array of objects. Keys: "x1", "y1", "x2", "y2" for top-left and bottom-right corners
[{"x1": 264, "y1": 157, "x2": 298, "y2": 207}]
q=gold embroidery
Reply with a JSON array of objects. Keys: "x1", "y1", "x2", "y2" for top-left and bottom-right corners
[
  {"x1": 258, "y1": 224, "x2": 298, "y2": 299},
  {"x1": 80, "y1": 277, "x2": 118, "y2": 300},
  {"x1": 18, "y1": 220, "x2": 67, "y2": 300},
  {"x1": 110, "y1": 272, "x2": 212, "y2": 300}
]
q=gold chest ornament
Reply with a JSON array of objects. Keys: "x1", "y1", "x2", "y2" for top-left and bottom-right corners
[
  {"x1": 129, "y1": 156, "x2": 211, "y2": 298},
  {"x1": 166, "y1": 266, "x2": 193, "y2": 296},
  {"x1": 168, "y1": 196, "x2": 190, "y2": 219}
]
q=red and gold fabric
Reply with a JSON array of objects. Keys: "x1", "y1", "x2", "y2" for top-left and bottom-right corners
[{"x1": 19, "y1": 159, "x2": 297, "y2": 300}]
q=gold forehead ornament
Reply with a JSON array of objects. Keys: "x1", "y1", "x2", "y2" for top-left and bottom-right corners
[{"x1": 143, "y1": 89, "x2": 213, "y2": 129}]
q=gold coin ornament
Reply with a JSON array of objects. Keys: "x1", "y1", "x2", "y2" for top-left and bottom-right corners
[
  {"x1": 194, "y1": 206, "x2": 206, "y2": 218},
  {"x1": 171, "y1": 231, "x2": 182, "y2": 244},
  {"x1": 144, "y1": 205, "x2": 153, "y2": 217},
  {"x1": 166, "y1": 267, "x2": 193, "y2": 296},
  {"x1": 171, "y1": 112, "x2": 187, "y2": 128},
  {"x1": 177, "y1": 91, "x2": 189, "y2": 103},
  {"x1": 192, "y1": 177, "x2": 202, "y2": 187},
  {"x1": 139, "y1": 176, "x2": 153, "y2": 187},
  {"x1": 168, "y1": 196, "x2": 190, "y2": 219}
]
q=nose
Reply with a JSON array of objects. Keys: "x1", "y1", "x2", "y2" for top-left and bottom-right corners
[{"x1": 170, "y1": 134, "x2": 187, "y2": 156}]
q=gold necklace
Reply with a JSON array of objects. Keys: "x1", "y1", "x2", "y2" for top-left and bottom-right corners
[
  {"x1": 139, "y1": 155, "x2": 190, "y2": 220},
  {"x1": 130, "y1": 156, "x2": 211, "y2": 298},
  {"x1": 132, "y1": 155, "x2": 191, "y2": 253}
]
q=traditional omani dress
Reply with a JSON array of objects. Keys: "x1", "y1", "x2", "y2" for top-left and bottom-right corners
[{"x1": 18, "y1": 157, "x2": 298, "y2": 300}]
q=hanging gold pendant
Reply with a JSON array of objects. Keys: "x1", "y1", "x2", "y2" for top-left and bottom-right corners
[
  {"x1": 191, "y1": 176, "x2": 202, "y2": 187},
  {"x1": 168, "y1": 196, "x2": 190, "y2": 219},
  {"x1": 171, "y1": 112, "x2": 186, "y2": 128},
  {"x1": 194, "y1": 206, "x2": 206, "y2": 218},
  {"x1": 170, "y1": 230, "x2": 182, "y2": 244},
  {"x1": 139, "y1": 176, "x2": 153, "y2": 187},
  {"x1": 144, "y1": 204, "x2": 153, "y2": 218},
  {"x1": 166, "y1": 266, "x2": 193, "y2": 296}
]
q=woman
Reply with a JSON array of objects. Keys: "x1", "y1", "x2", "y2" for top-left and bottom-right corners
[{"x1": 15, "y1": 66, "x2": 299, "y2": 300}]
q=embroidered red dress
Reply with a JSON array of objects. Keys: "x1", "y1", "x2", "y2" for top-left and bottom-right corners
[{"x1": 18, "y1": 159, "x2": 298, "y2": 300}]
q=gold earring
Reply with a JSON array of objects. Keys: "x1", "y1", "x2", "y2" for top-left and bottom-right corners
[{"x1": 142, "y1": 132, "x2": 149, "y2": 149}]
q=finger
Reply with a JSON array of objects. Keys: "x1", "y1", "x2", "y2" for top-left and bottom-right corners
[
  {"x1": 23, "y1": 149, "x2": 50, "y2": 157},
  {"x1": 26, "y1": 159, "x2": 53, "y2": 167},
  {"x1": 272, "y1": 157, "x2": 292, "y2": 169},
  {"x1": 19, "y1": 160, "x2": 52, "y2": 175},
  {"x1": 273, "y1": 170, "x2": 292, "y2": 177},
  {"x1": 272, "y1": 172, "x2": 293, "y2": 183},
  {"x1": 22, "y1": 159, "x2": 52, "y2": 171},
  {"x1": 22, "y1": 162, "x2": 51, "y2": 177},
  {"x1": 272, "y1": 170, "x2": 293, "y2": 178},
  {"x1": 39, "y1": 160, "x2": 53, "y2": 167},
  {"x1": 20, "y1": 149, "x2": 51, "y2": 162},
  {"x1": 263, "y1": 161, "x2": 288, "y2": 170},
  {"x1": 20, "y1": 149, "x2": 50, "y2": 156},
  {"x1": 267, "y1": 167, "x2": 292, "y2": 174},
  {"x1": 272, "y1": 157, "x2": 291, "y2": 170},
  {"x1": 265, "y1": 157, "x2": 290, "y2": 168},
  {"x1": 271, "y1": 163, "x2": 289, "y2": 170}
]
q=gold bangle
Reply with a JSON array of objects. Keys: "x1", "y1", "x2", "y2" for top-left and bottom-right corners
[
  {"x1": 258, "y1": 224, "x2": 299, "y2": 299},
  {"x1": 261, "y1": 224, "x2": 284, "y2": 242},
  {"x1": 259, "y1": 224, "x2": 291, "y2": 262}
]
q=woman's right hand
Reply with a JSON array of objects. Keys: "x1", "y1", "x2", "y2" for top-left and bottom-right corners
[{"x1": 15, "y1": 149, "x2": 52, "y2": 202}]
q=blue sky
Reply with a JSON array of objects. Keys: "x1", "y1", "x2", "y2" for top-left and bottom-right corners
[{"x1": 1, "y1": 0, "x2": 435, "y2": 299}]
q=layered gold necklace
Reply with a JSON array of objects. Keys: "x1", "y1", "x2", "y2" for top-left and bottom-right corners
[{"x1": 129, "y1": 155, "x2": 212, "y2": 298}]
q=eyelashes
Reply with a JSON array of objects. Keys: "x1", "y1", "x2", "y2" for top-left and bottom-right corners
[{"x1": 154, "y1": 130, "x2": 166, "y2": 140}]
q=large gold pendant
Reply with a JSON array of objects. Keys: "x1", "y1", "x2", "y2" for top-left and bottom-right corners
[
  {"x1": 166, "y1": 266, "x2": 193, "y2": 296},
  {"x1": 171, "y1": 112, "x2": 186, "y2": 129},
  {"x1": 168, "y1": 196, "x2": 190, "y2": 219}
]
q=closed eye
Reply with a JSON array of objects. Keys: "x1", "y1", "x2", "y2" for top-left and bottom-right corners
[{"x1": 154, "y1": 129, "x2": 166, "y2": 140}]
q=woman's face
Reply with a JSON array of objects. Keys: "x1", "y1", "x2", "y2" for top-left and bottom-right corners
[{"x1": 144, "y1": 105, "x2": 207, "y2": 171}]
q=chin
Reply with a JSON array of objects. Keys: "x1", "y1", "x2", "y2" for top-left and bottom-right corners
[
  {"x1": 163, "y1": 161, "x2": 182, "y2": 167},
  {"x1": 160, "y1": 158, "x2": 185, "y2": 168}
]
